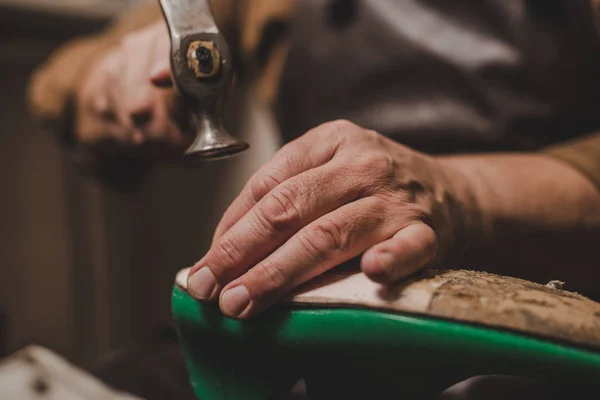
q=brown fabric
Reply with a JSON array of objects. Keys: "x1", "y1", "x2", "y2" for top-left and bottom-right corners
[
  {"x1": 278, "y1": 0, "x2": 600, "y2": 151},
  {"x1": 544, "y1": 133, "x2": 600, "y2": 192}
]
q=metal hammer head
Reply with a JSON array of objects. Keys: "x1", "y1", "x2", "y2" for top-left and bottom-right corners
[{"x1": 158, "y1": 0, "x2": 249, "y2": 161}]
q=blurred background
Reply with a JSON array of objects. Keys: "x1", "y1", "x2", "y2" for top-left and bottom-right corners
[{"x1": 0, "y1": 0, "x2": 278, "y2": 372}]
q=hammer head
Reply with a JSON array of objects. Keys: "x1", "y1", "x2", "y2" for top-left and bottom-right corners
[{"x1": 158, "y1": 0, "x2": 249, "y2": 161}]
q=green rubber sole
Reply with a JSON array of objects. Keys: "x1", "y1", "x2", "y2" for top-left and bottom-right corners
[{"x1": 172, "y1": 286, "x2": 600, "y2": 399}]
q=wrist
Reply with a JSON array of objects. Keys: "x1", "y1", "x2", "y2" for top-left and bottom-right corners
[
  {"x1": 433, "y1": 155, "x2": 487, "y2": 269},
  {"x1": 434, "y1": 153, "x2": 600, "y2": 285}
]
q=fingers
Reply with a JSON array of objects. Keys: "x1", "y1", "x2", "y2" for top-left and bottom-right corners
[
  {"x1": 109, "y1": 22, "x2": 172, "y2": 145},
  {"x1": 217, "y1": 196, "x2": 398, "y2": 319},
  {"x1": 75, "y1": 47, "x2": 120, "y2": 144},
  {"x1": 189, "y1": 161, "x2": 364, "y2": 301},
  {"x1": 119, "y1": 27, "x2": 161, "y2": 143},
  {"x1": 74, "y1": 20, "x2": 185, "y2": 152},
  {"x1": 144, "y1": 89, "x2": 176, "y2": 143},
  {"x1": 149, "y1": 21, "x2": 173, "y2": 88},
  {"x1": 187, "y1": 121, "x2": 446, "y2": 320},
  {"x1": 212, "y1": 123, "x2": 348, "y2": 242},
  {"x1": 361, "y1": 223, "x2": 438, "y2": 284},
  {"x1": 139, "y1": 24, "x2": 184, "y2": 145},
  {"x1": 104, "y1": 48, "x2": 135, "y2": 143}
]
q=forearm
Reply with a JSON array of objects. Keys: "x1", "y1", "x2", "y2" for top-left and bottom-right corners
[{"x1": 439, "y1": 153, "x2": 600, "y2": 294}]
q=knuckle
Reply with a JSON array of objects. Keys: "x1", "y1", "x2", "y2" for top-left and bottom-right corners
[
  {"x1": 275, "y1": 140, "x2": 307, "y2": 170},
  {"x1": 259, "y1": 186, "x2": 301, "y2": 232},
  {"x1": 323, "y1": 119, "x2": 357, "y2": 134},
  {"x1": 354, "y1": 152, "x2": 395, "y2": 177},
  {"x1": 256, "y1": 260, "x2": 287, "y2": 290},
  {"x1": 91, "y1": 96, "x2": 109, "y2": 115},
  {"x1": 304, "y1": 119, "x2": 356, "y2": 144},
  {"x1": 101, "y1": 53, "x2": 121, "y2": 82},
  {"x1": 302, "y1": 218, "x2": 349, "y2": 258},
  {"x1": 249, "y1": 172, "x2": 281, "y2": 204},
  {"x1": 362, "y1": 128, "x2": 381, "y2": 141},
  {"x1": 104, "y1": 60, "x2": 120, "y2": 81},
  {"x1": 214, "y1": 235, "x2": 242, "y2": 268},
  {"x1": 364, "y1": 195, "x2": 389, "y2": 213},
  {"x1": 347, "y1": 127, "x2": 382, "y2": 147},
  {"x1": 278, "y1": 140, "x2": 297, "y2": 156},
  {"x1": 279, "y1": 143, "x2": 301, "y2": 164},
  {"x1": 281, "y1": 143, "x2": 313, "y2": 171},
  {"x1": 126, "y1": 99, "x2": 152, "y2": 119}
]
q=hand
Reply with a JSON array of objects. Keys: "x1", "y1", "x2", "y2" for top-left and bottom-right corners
[
  {"x1": 188, "y1": 120, "x2": 473, "y2": 319},
  {"x1": 74, "y1": 21, "x2": 192, "y2": 155}
]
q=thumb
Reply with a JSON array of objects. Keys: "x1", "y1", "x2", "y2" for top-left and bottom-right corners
[{"x1": 361, "y1": 223, "x2": 438, "y2": 285}]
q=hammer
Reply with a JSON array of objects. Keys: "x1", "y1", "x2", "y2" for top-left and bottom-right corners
[{"x1": 158, "y1": 0, "x2": 249, "y2": 160}]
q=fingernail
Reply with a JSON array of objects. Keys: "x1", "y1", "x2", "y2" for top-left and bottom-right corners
[
  {"x1": 187, "y1": 267, "x2": 217, "y2": 300},
  {"x1": 220, "y1": 286, "x2": 251, "y2": 318}
]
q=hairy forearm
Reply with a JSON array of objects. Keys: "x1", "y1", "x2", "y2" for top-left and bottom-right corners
[{"x1": 439, "y1": 154, "x2": 600, "y2": 294}]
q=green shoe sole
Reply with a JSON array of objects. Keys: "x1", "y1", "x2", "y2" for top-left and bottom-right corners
[{"x1": 172, "y1": 269, "x2": 600, "y2": 399}]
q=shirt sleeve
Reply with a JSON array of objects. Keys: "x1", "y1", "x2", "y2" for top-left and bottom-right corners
[{"x1": 543, "y1": 132, "x2": 600, "y2": 192}]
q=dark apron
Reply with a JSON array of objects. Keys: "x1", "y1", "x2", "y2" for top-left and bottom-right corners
[{"x1": 277, "y1": 0, "x2": 600, "y2": 153}]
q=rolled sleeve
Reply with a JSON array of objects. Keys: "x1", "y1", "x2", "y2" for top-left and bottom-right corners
[{"x1": 543, "y1": 133, "x2": 600, "y2": 192}]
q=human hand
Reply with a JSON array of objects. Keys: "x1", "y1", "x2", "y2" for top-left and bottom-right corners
[
  {"x1": 187, "y1": 120, "x2": 475, "y2": 319},
  {"x1": 74, "y1": 21, "x2": 192, "y2": 155}
]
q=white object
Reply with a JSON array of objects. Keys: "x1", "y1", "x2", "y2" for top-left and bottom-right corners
[{"x1": 0, "y1": 346, "x2": 142, "y2": 400}]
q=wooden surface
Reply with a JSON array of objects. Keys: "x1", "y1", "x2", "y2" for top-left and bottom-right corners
[{"x1": 0, "y1": 346, "x2": 142, "y2": 400}]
